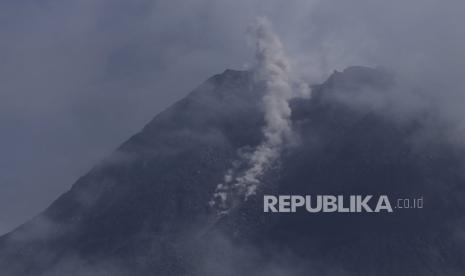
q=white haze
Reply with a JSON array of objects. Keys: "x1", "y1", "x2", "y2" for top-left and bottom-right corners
[{"x1": 211, "y1": 17, "x2": 310, "y2": 212}]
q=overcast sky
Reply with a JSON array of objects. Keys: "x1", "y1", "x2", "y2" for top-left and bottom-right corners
[{"x1": 1, "y1": 0, "x2": 465, "y2": 234}]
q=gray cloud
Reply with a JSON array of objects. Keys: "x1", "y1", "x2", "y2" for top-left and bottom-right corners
[
  {"x1": 211, "y1": 17, "x2": 309, "y2": 212},
  {"x1": 1, "y1": 0, "x2": 465, "y2": 234}
]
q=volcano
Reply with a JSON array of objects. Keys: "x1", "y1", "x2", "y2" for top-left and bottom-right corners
[{"x1": 1, "y1": 66, "x2": 465, "y2": 276}]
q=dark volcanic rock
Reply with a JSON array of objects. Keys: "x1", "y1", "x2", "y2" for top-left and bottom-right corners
[{"x1": 1, "y1": 67, "x2": 465, "y2": 276}]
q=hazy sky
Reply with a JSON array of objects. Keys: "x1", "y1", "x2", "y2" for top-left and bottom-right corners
[{"x1": 1, "y1": 0, "x2": 465, "y2": 234}]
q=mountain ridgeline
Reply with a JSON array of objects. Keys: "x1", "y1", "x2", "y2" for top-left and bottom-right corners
[{"x1": 1, "y1": 67, "x2": 465, "y2": 275}]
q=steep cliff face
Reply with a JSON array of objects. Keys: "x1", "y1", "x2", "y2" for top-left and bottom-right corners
[{"x1": 1, "y1": 67, "x2": 465, "y2": 276}]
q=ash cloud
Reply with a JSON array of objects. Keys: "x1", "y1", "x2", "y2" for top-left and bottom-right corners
[{"x1": 211, "y1": 17, "x2": 310, "y2": 212}]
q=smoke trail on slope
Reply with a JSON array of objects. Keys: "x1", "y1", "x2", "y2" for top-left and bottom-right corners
[{"x1": 210, "y1": 17, "x2": 310, "y2": 213}]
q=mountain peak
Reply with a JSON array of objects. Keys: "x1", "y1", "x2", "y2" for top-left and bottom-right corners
[
  {"x1": 326, "y1": 65, "x2": 394, "y2": 89},
  {"x1": 1, "y1": 66, "x2": 463, "y2": 276}
]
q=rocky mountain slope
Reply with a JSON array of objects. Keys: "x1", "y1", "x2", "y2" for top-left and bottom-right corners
[{"x1": 1, "y1": 67, "x2": 465, "y2": 276}]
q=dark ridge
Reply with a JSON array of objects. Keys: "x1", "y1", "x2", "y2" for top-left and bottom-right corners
[{"x1": 1, "y1": 66, "x2": 464, "y2": 276}]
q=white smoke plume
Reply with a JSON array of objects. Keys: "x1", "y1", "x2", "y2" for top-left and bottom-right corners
[{"x1": 211, "y1": 17, "x2": 310, "y2": 213}]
